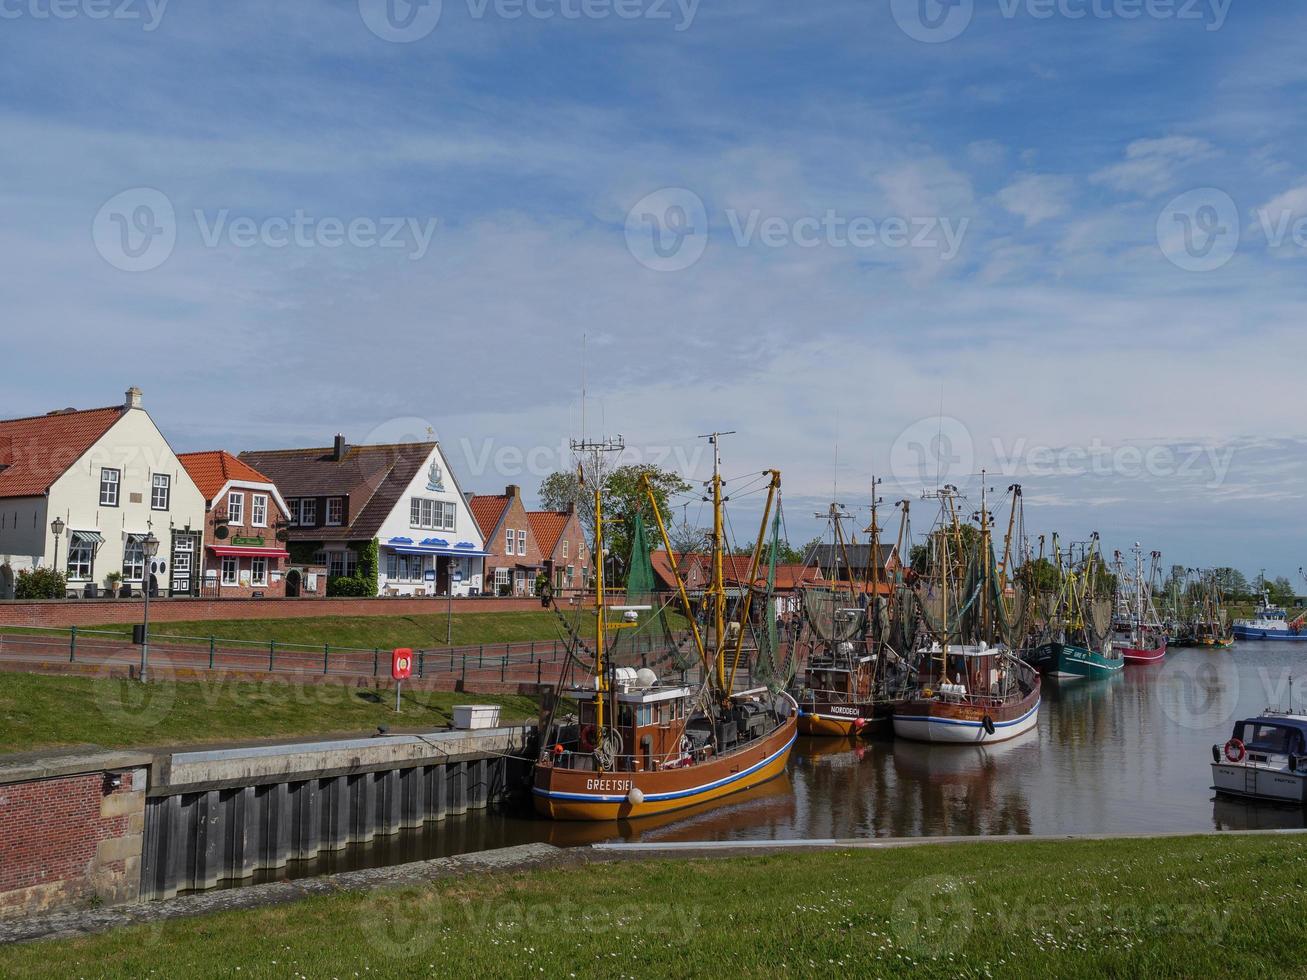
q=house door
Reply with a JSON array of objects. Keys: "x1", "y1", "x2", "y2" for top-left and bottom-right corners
[{"x1": 436, "y1": 556, "x2": 451, "y2": 595}]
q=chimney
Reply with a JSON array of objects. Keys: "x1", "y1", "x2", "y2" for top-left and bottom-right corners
[
  {"x1": 506, "y1": 484, "x2": 520, "y2": 498},
  {"x1": 333, "y1": 434, "x2": 347, "y2": 461},
  {"x1": 566, "y1": 501, "x2": 576, "y2": 515},
  {"x1": 125, "y1": 387, "x2": 143, "y2": 411}
]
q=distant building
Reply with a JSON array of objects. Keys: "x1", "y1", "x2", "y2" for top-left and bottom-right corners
[
  {"x1": 241, "y1": 437, "x2": 486, "y2": 597},
  {"x1": 0, "y1": 388, "x2": 206, "y2": 598},
  {"x1": 469, "y1": 485, "x2": 542, "y2": 596},
  {"x1": 527, "y1": 505, "x2": 590, "y2": 594},
  {"x1": 801, "y1": 542, "x2": 900, "y2": 591},
  {"x1": 178, "y1": 451, "x2": 293, "y2": 597},
  {"x1": 650, "y1": 552, "x2": 826, "y2": 596}
]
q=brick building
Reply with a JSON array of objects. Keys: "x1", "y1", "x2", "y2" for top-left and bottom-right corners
[
  {"x1": 469, "y1": 485, "x2": 543, "y2": 596},
  {"x1": 178, "y1": 451, "x2": 294, "y2": 597},
  {"x1": 527, "y1": 506, "x2": 590, "y2": 595}
]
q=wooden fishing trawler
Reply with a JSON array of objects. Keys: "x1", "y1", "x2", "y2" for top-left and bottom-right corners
[
  {"x1": 533, "y1": 434, "x2": 797, "y2": 821},
  {"x1": 1112, "y1": 545, "x2": 1167, "y2": 664},
  {"x1": 893, "y1": 485, "x2": 1041, "y2": 745},
  {"x1": 1024, "y1": 532, "x2": 1123, "y2": 681},
  {"x1": 793, "y1": 489, "x2": 917, "y2": 738}
]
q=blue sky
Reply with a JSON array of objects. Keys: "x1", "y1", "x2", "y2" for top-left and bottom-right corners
[{"x1": 2, "y1": 0, "x2": 1304, "y2": 580}]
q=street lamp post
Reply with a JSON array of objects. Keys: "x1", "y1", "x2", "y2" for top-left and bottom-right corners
[
  {"x1": 50, "y1": 517, "x2": 65, "y2": 580},
  {"x1": 140, "y1": 532, "x2": 160, "y2": 683}
]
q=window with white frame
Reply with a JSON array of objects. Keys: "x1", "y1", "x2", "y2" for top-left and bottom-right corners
[
  {"x1": 328, "y1": 550, "x2": 357, "y2": 578},
  {"x1": 504, "y1": 528, "x2": 514, "y2": 555},
  {"x1": 250, "y1": 558, "x2": 268, "y2": 586},
  {"x1": 562, "y1": 540, "x2": 568, "y2": 560},
  {"x1": 67, "y1": 537, "x2": 94, "y2": 581},
  {"x1": 151, "y1": 474, "x2": 170, "y2": 511},
  {"x1": 385, "y1": 554, "x2": 398, "y2": 580},
  {"x1": 494, "y1": 567, "x2": 510, "y2": 587},
  {"x1": 326, "y1": 497, "x2": 343, "y2": 526},
  {"x1": 173, "y1": 536, "x2": 193, "y2": 575},
  {"x1": 312, "y1": 549, "x2": 327, "y2": 567},
  {"x1": 566, "y1": 565, "x2": 575, "y2": 587},
  {"x1": 251, "y1": 494, "x2": 268, "y2": 527},
  {"x1": 221, "y1": 556, "x2": 239, "y2": 586},
  {"x1": 300, "y1": 498, "x2": 316, "y2": 526},
  {"x1": 517, "y1": 529, "x2": 526, "y2": 554},
  {"x1": 410, "y1": 498, "x2": 454, "y2": 531},
  {"x1": 227, "y1": 491, "x2": 245, "y2": 525},
  {"x1": 99, "y1": 468, "x2": 120, "y2": 507},
  {"x1": 286, "y1": 499, "x2": 300, "y2": 526},
  {"x1": 123, "y1": 536, "x2": 145, "y2": 582}
]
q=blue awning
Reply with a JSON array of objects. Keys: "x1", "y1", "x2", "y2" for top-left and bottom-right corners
[{"x1": 390, "y1": 545, "x2": 490, "y2": 558}]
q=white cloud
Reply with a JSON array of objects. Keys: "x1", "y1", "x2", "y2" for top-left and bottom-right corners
[
  {"x1": 996, "y1": 174, "x2": 1075, "y2": 227},
  {"x1": 1089, "y1": 136, "x2": 1215, "y2": 196}
]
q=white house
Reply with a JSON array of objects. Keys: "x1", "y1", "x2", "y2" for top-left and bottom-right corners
[
  {"x1": 241, "y1": 437, "x2": 487, "y2": 597},
  {"x1": 0, "y1": 388, "x2": 207, "y2": 598}
]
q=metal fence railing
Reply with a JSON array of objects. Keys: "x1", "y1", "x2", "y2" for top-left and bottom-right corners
[{"x1": 0, "y1": 625, "x2": 697, "y2": 685}]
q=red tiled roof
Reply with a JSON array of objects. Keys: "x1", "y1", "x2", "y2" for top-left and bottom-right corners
[
  {"x1": 178, "y1": 451, "x2": 278, "y2": 502},
  {"x1": 0, "y1": 405, "x2": 123, "y2": 498},
  {"x1": 650, "y1": 551, "x2": 825, "y2": 592},
  {"x1": 527, "y1": 511, "x2": 571, "y2": 558},
  {"x1": 469, "y1": 495, "x2": 510, "y2": 539}
]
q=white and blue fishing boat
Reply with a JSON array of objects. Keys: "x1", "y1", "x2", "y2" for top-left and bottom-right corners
[
  {"x1": 1212, "y1": 709, "x2": 1307, "y2": 803},
  {"x1": 1233, "y1": 592, "x2": 1307, "y2": 642}
]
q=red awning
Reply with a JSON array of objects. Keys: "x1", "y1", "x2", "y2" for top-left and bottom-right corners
[{"x1": 209, "y1": 545, "x2": 290, "y2": 558}]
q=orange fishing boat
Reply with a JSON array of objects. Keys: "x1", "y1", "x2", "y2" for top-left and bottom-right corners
[{"x1": 534, "y1": 433, "x2": 797, "y2": 821}]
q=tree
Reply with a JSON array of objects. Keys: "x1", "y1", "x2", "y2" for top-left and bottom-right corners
[
  {"x1": 1268, "y1": 575, "x2": 1298, "y2": 607},
  {"x1": 1212, "y1": 567, "x2": 1250, "y2": 599},
  {"x1": 670, "y1": 521, "x2": 708, "y2": 555},
  {"x1": 539, "y1": 464, "x2": 692, "y2": 583}
]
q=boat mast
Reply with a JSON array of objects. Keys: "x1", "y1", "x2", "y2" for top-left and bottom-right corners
[
  {"x1": 570, "y1": 436, "x2": 624, "y2": 771},
  {"x1": 706, "y1": 431, "x2": 735, "y2": 694}
]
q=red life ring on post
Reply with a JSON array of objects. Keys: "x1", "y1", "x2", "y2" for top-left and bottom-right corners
[
  {"x1": 1224, "y1": 738, "x2": 1246, "y2": 763},
  {"x1": 579, "y1": 724, "x2": 598, "y2": 751}
]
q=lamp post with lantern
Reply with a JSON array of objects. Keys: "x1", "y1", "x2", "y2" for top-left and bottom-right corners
[
  {"x1": 139, "y1": 531, "x2": 160, "y2": 682},
  {"x1": 49, "y1": 517, "x2": 65, "y2": 581}
]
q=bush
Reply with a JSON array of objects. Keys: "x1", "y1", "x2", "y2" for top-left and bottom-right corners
[
  {"x1": 15, "y1": 567, "x2": 67, "y2": 599},
  {"x1": 328, "y1": 575, "x2": 373, "y2": 598}
]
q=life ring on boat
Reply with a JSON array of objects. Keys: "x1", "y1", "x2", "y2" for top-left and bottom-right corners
[
  {"x1": 1224, "y1": 738, "x2": 1246, "y2": 763},
  {"x1": 579, "y1": 724, "x2": 598, "y2": 752},
  {"x1": 981, "y1": 715, "x2": 996, "y2": 736}
]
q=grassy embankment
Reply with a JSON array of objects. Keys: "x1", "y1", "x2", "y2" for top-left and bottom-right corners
[
  {"x1": 0, "y1": 672, "x2": 545, "y2": 754},
  {"x1": 2, "y1": 835, "x2": 1304, "y2": 977}
]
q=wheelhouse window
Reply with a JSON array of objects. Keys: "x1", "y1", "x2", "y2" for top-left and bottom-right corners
[
  {"x1": 67, "y1": 536, "x2": 95, "y2": 580},
  {"x1": 122, "y1": 535, "x2": 145, "y2": 582},
  {"x1": 151, "y1": 474, "x2": 170, "y2": 511},
  {"x1": 251, "y1": 494, "x2": 268, "y2": 527},
  {"x1": 326, "y1": 497, "x2": 343, "y2": 526},
  {"x1": 99, "y1": 468, "x2": 120, "y2": 507},
  {"x1": 220, "y1": 556, "x2": 239, "y2": 586},
  {"x1": 227, "y1": 491, "x2": 244, "y2": 525},
  {"x1": 250, "y1": 558, "x2": 268, "y2": 587}
]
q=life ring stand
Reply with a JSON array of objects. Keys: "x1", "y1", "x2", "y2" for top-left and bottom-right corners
[{"x1": 1224, "y1": 738, "x2": 1246, "y2": 763}]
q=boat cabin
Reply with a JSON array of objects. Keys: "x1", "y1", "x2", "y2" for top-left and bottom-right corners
[
  {"x1": 1230, "y1": 716, "x2": 1307, "y2": 761},
  {"x1": 559, "y1": 682, "x2": 694, "y2": 773}
]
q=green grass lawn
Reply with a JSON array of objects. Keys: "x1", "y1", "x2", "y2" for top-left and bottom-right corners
[
  {"x1": 2, "y1": 835, "x2": 1304, "y2": 977},
  {"x1": 0, "y1": 672, "x2": 544, "y2": 753}
]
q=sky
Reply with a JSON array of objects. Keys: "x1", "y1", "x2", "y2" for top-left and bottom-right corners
[{"x1": 1, "y1": 0, "x2": 1304, "y2": 581}]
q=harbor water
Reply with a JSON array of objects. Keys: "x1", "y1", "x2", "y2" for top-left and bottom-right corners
[{"x1": 226, "y1": 641, "x2": 1305, "y2": 889}]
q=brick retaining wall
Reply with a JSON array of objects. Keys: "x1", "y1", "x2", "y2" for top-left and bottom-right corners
[
  {"x1": 0, "y1": 595, "x2": 549, "y2": 628},
  {"x1": 0, "y1": 755, "x2": 151, "y2": 918}
]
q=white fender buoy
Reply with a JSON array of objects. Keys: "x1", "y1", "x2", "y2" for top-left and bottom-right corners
[{"x1": 627, "y1": 787, "x2": 645, "y2": 805}]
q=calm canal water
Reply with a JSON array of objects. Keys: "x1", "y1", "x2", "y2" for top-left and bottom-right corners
[{"x1": 246, "y1": 641, "x2": 1307, "y2": 887}]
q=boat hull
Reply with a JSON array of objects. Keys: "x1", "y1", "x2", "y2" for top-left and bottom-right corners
[
  {"x1": 796, "y1": 702, "x2": 895, "y2": 738},
  {"x1": 893, "y1": 690, "x2": 1040, "y2": 744},
  {"x1": 1233, "y1": 626, "x2": 1307, "y2": 642},
  {"x1": 1025, "y1": 642, "x2": 1123, "y2": 680},
  {"x1": 1212, "y1": 763, "x2": 1307, "y2": 803},
  {"x1": 1121, "y1": 640, "x2": 1167, "y2": 664},
  {"x1": 532, "y1": 716, "x2": 797, "y2": 821}
]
